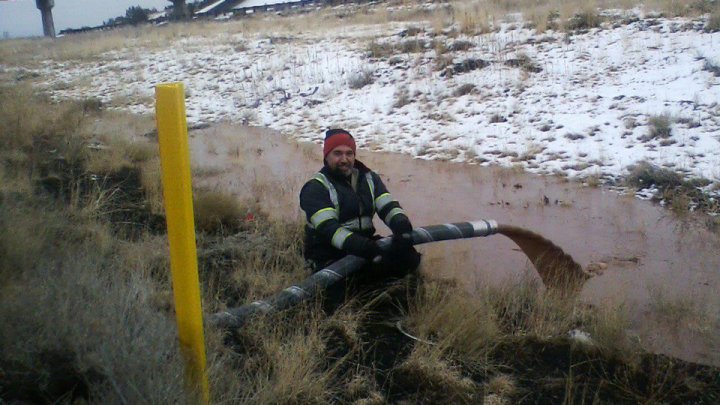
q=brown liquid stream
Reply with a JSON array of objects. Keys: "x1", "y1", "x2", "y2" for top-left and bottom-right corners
[{"x1": 497, "y1": 224, "x2": 592, "y2": 293}]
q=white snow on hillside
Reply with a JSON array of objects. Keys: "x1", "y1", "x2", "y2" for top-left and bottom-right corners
[{"x1": 12, "y1": 8, "x2": 720, "y2": 193}]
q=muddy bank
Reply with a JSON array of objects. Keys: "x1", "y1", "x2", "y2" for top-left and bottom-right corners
[{"x1": 189, "y1": 124, "x2": 720, "y2": 366}]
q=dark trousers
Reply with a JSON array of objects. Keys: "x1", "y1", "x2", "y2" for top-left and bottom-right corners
[{"x1": 311, "y1": 247, "x2": 422, "y2": 314}]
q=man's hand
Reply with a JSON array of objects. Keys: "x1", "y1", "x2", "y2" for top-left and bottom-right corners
[
  {"x1": 360, "y1": 239, "x2": 384, "y2": 263},
  {"x1": 391, "y1": 233, "x2": 414, "y2": 252}
]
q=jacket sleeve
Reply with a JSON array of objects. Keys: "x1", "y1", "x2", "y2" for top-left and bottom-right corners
[
  {"x1": 299, "y1": 179, "x2": 373, "y2": 256},
  {"x1": 370, "y1": 172, "x2": 413, "y2": 235}
]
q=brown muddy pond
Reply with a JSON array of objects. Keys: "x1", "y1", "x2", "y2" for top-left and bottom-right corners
[{"x1": 189, "y1": 124, "x2": 720, "y2": 366}]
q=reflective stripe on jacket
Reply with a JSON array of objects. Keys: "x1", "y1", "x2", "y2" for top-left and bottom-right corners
[{"x1": 299, "y1": 160, "x2": 410, "y2": 265}]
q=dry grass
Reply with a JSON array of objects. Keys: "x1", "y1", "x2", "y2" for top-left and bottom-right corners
[
  {"x1": 0, "y1": 196, "x2": 188, "y2": 403},
  {"x1": 707, "y1": 5, "x2": 720, "y2": 31},
  {"x1": 393, "y1": 344, "x2": 478, "y2": 402},
  {"x1": 625, "y1": 161, "x2": 717, "y2": 216},
  {"x1": 646, "y1": 113, "x2": 673, "y2": 140},
  {"x1": 485, "y1": 373, "x2": 518, "y2": 397},
  {"x1": 139, "y1": 156, "x2": 164, "y2": 214},
  {"x1": 406, "y1": 280, "x2": 500, "y2": 360},
  {"x1": 4, "y1": 5, "x2": 720, "y2": 399},
  {"x1": 227, "y1": 311, "x2": 335, "y2": 403},
  {"x1": 0, "y1": 84, "x2": 93, "y2": 155},
  {"x1": 85, "y1": 134, "x2": 156, "y2": 174},
  {"x1": 348, "y1": 68, "x2": 375, "y2": 90},
  {"x1": 193, "y1": 189, "x2": 246, "y2": 234},
  {"x1": 0, "y1": 86, "x2": 321, "y2": 403},
  {"x1": 585, "y1": 172, "x2": 602, "y2": 187},
  {"x1": 392, "y1": 85, "x2": 412, "y2": 109},
  {"x1": 1, "y1": 1, "x2": 711, "y2": 67},
  {"x1": 405, "y1": 275, "x2": 638, "y2": 364},
  {"x1": 455, "y1": 1, "x2": 491, "y2": 35}
]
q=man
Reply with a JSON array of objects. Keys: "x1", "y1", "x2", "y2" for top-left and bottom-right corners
[{"x1": 299, "y1": 128, "x2": 421, "y2": 284}]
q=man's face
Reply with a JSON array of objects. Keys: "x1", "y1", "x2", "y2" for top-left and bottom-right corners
[{"x1": 325, "y1": 145, "x2": 355, "y2": 176}]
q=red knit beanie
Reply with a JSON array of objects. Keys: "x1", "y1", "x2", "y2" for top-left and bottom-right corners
[{"x1": 323, "y1": 129, "x2": 356, "y2": 158}]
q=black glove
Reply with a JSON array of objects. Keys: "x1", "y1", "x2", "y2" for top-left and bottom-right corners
[
  {"x1": 359, "y1": 238, "x2": 384, "y2": 263},
  {"x1": 391, "y1": 232, "x2": 414, "y2": 252},
  {"x1": 390, "y1": 217, "x2": 413, "y2": 236}
]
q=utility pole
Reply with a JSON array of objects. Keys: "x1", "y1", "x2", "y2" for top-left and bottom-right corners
[{"x1": 35, "y1": 0, "x2": 56, "y2": 37}]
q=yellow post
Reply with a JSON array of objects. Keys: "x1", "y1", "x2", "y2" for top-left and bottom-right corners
[{"x1": 155, "y1": 82, "x2": 210, "y2": 404}]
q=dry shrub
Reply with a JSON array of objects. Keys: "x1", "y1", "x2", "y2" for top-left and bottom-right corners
[
  {"x1": 398, "y1": 38, "x2": 427, "y2": 53},
  {"x1": 404, "y1": 26, "x2": 424, "y2": 36},
  {"x1": 0, "y1": 85, "x2": 113, "y2": 207},
  {"x1": 528, "y1": 8, "x2": 559, "y2": 32},
  {"x1": 645, "y1": 113, "x2": 673, "y2": 140},
  {"x1": 139, "y1": 157, "x2": 164, "y2": 214},
  {"x1": 449, "y1": 39, "x2": 473, "y2": 52},
  {"x1": 585, "y1": 173, "x2": 602, "y2": 187},
  {"x1": 0, "y1": 199, "x2": 80, "y2": 281},
  {"x1": 249, "y1": 321, "x2": 332, "y2": 403},
  {"x1": 584, "y1": 301, "x2": 636, "y2": 357},
  {"x1": 209, "y1": 307, "x2": 338, "y2": 404},
  {"x1": 0, "y1": 198, "x2": 187, "y2": 404},
  {"x1": 454, "y1": 1, "x2": 489, "y2": 34},
  {"x1": 625, "y1": 161, "x2": 716, "y2": 215},
  {"x1": 197, "y1": 217, "x2": 305, "y2": 309},
  {"x1": 706, "y1": 6, "x2": 720, "y2": 32},
  {"x1": 487, "y1": 277, "x2": 578, "y2": 337},
  {"x1": 406, "y1": 280, "x2": 500, "y2": 360},
  {"x1": 431, "y1": 8, "x2": 452, "y2": 34},
  {"x1": 0, "y1": 84, "x2": 41, "y2": 151},
  {"x1": 508, "y1": 52, "x2": 542, "y2": 73},
  {"x1": 408, "y1": 274, "x2": 634, "y2": 357},
  {"x1": 193, "y1": 189, "x2": 246, "y2": 234},
  {"x1": 434, "y1": 54, "x2": 454, "y2": 72},
  {"x1": 0, "y1": 84, "x2": 92, "y2": 156},
  {"x1": 703, "y1": 58, "x2": 720, "y2": 76},
  {"x1": 348, "y1": 69, "x2": 375, "y2": 90},
  {"x1": 366, "y1": 40, "x2": 395, "y2": 58},
  {"x1": 393, "y1": 344, "x2": 478, "y2": 403},
  {"x1": 86, "y1": 134, "x2": 156, "y2": 174},
  {"x1": 485, "y1": 373, "x2": 518, "y2": 397},
  {"x1": 625, "y1": 161, "x2": 683, "y2": 190},
  {"x1": 565, "y1": 9, "x2": 602, "y2": 31},
  {"x1": 392, "y1": 86, "x2": 412, "y2": 109},
  {"x1": 453, "y1": 83, "x2": 477, "y2": 97}
]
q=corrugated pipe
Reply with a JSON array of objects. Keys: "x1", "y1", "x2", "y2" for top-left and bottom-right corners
[{"x1": 211, "y1": 220, "x2": 498, "y2": 329}]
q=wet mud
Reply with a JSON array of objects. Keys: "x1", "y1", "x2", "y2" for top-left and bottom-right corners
[{"x1": 189, "y1": 124, "x2": 720, "y2": 366}]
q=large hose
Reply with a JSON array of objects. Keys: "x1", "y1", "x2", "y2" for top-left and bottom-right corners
[{"x1": 211, "y1": 220, "x2": 499, "y2": 329}]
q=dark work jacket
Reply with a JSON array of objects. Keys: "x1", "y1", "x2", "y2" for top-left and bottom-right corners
[{"x1": 299, "y1": 160, "x2": 412, "y2": 268}]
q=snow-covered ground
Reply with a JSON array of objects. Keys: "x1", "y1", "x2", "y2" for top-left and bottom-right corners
[{"x1": 11, "y1": 6, "x2": 720, "y2": 194}]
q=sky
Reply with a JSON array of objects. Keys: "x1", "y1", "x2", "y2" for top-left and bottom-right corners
[{"x1": 0, "y1": 0, "x2": 171, "y2": 38}]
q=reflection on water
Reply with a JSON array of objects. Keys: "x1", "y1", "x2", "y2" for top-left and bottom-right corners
[{"x1": 190, "y1": 124, "x2": 720, "y2": 366}]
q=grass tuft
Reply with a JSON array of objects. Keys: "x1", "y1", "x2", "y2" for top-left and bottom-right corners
[
  {"x1": 193, "y1": 189, "x2": 244, "y2": 233},
  {"x1": 626, "y1": 161, "x2": 683, "y2": 190},
  {"x1": 647, "y1": 113, "x2": 673, "y2": 139},
  {"x1": 366, "y1": 40, "x2": 395, "y2": 59},
  {"x1": 705, "y1": 6, "x2": 720, "y2": 32},
  {"x1": 566, "y1": 9, "x2": 601, "y2": 31},
  {"x1": 453, "y1": 83, "x2": 477, "y2": 97},
  {"x1": 625, "y1": 161, "x2": 718, "y2": 216},
  {"x1": 393, "y1": 344, "x2": 478, "y2": 403},
  {"x1": 348, "y1": 69, "x2": 375, "y2": 90},
  {"x1": 392, "y1": 85, "x2": 412, "y2": 109}
]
